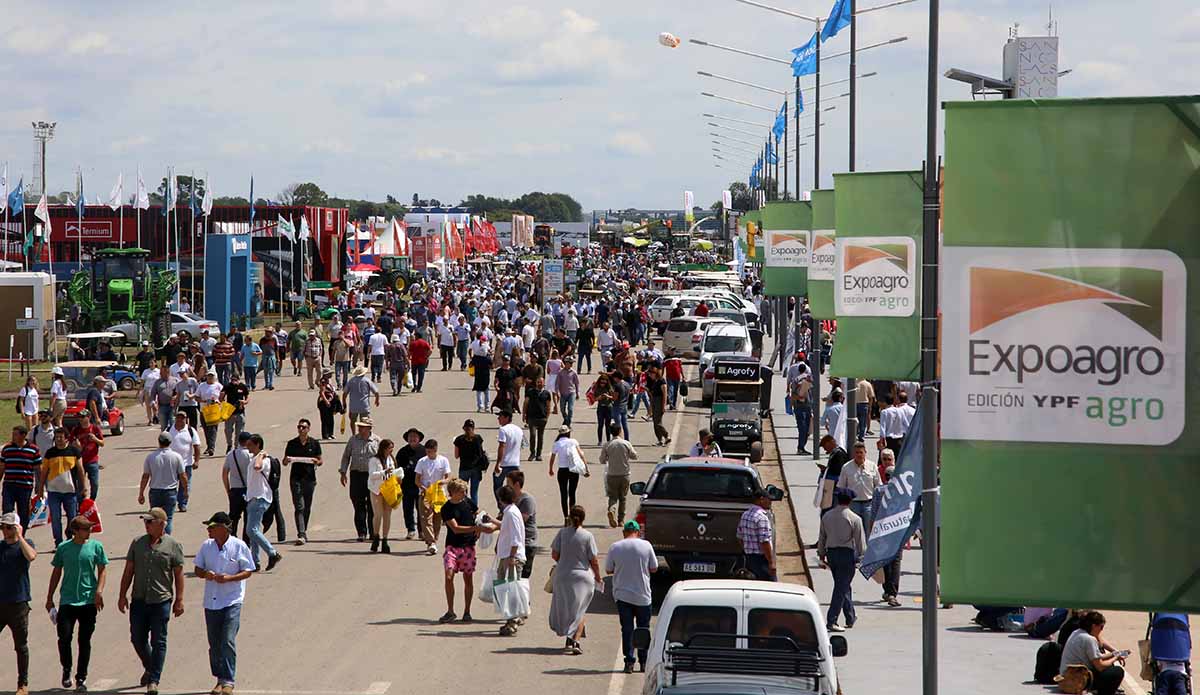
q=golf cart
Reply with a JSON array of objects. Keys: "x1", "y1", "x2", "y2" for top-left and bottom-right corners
[
  {"x1": 56, "y1": 360, "x2": 139, "y2": 392},
  {"x1": 709, "y1": 355, "x2": 764, "y2": 463}
]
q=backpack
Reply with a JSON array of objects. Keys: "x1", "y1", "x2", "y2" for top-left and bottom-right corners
[
  {"x1": 1033, "y1": 641, "x2": 1062, "y2": 685},
  {"x1": 264, "y1": 456, "x2": 282, "y2": 490}
]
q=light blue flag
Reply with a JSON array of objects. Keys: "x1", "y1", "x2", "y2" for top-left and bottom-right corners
[
  {"x1": 7, "y1": 178, "x2": 23, "y2": 216},
  {"x1": 798, "y1": 87, "x2": 805, "y2": 114},
  {"x1": 820, "y1": 0, "x2": 852, "y2": 42},
  {"x1": 772, "y1": 103, "x2": 787, "y2": 142},
  {"x1": 767, "y1": 140, "x2": 778, "y2": 165},
  {"x1": 249, "y1": 177, "x2": 256, "y2": 223},
  {"x1": 76, "y1": 172, "x2": 85, "y2": 219},
  {"x1": 791, "y1": 34, "x2": 819, "y2": 76}
]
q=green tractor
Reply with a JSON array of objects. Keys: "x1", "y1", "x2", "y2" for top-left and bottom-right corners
[
  {"x1": 365, "y1": 255, "x2": 421, "y2": 296},
  {"x1": 66, "y1": 248, "x2": 178, "y2": 345}
]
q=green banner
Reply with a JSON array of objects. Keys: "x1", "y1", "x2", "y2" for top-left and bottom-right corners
[
  {"x1": 808, "y1": 189, "x2": 836, "y2": 317},
  {"x1": 828, "y1": 170, "x2": 923, "y2": 379},
  {"x1": 761, "y1": 201, "x2": 812, "y2": 297},
  {"x1": 941, "y1": 96, "x2": 1200, "y2": 612}
]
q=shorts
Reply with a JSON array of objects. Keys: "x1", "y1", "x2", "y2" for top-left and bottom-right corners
[{"x1": 443, "y1": 545, "x2": 477, "y2": 574}]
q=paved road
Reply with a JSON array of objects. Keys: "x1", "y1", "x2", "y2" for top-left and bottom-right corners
[{"x1": 15, "y1": 359, "x2": 807, "y2": 695}]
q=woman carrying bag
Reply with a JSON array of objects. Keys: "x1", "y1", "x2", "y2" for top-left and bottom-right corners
[
  {"x1": 547, "y1": 426, "x2": 589, "y2": 526},
  {"x1": 366, "y1": 438, "x2": 401, "y2": 554}
]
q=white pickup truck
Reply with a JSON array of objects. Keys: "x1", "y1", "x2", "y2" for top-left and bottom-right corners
[{"x1": 635, "y1": 580, "x2": 846, "y2": 695}]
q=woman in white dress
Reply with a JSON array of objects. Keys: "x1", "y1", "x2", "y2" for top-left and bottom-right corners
[{"x1": 49, "y1": 368, "x2": 68, "y2": 427}]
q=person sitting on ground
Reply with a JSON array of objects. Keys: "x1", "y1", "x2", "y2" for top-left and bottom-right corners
[{"x1": 1059, "y1": 610, "x2": 1127, "y2": 695}]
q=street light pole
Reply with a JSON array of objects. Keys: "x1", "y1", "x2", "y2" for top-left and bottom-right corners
[{"x1": 845, "y1": 0, "x2": 860, "y2": 454}]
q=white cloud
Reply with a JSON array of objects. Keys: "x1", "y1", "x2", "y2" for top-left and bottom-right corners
[
  {"x1": 608, "y1": 131, "x2": 651, "y2": 157},
  {"x1": 383, "y1": 73, "x2": 430, "y2": 93},
  {"x1": 510, "y1": 142, "x2": 571, "y2": 157},
  {"x1": 67, "y1": 32, "x2": 115, "y2": 56},
  {"x1": 109, "y1": 135, "x2": 150, "y2": 154},
  {"x1": 473, "y1": 8, "x2": 626, "y2": 84}
]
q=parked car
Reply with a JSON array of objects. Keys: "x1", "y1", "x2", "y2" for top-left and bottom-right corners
[
  {"x1": 663, "y1": 317, "x2": 733, "y2": 359},
  {"x1": 707, "y1": 308, "x2": 747, "y2": 326},
  {"x1": 698, "y1": 324, "x2": 755, "y2": 402},
  {"x1": 109, "y1": 311, "x2": 220, "y2": 341},
  {"x1": 630, "y1": 456, "x2": 783, "y2": 584},
  {"x1": 651, "y1": 295, "x2": 755, "y2": 327},
  {"x1": 636, "y1": 580, "x2": 846, "y2": 695}
]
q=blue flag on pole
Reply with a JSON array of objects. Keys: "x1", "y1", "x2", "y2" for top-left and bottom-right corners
[
  {"x1": 249, "y1": 177, "x2": 256, "y2": 223},
  {"x1": 858, "y1": 395, "x2": 933, "y2": 580},
  {"x1": 772, "y1": 103, "x2": 787, "y2": 143},
  {"x1": 820, "y1": 0, "x2": 852, "y2": 42},
  {"x1": 798, "y1": 87, "x2": 805, "y2": 114},
  {"x1": 76, "y1": 172, "x2": 85, "y2": 219},
  {"x1": 766, "y1": 140, "x2": 778, "y2": 165},
  {"x1": 7, "y1": 178, "x2": 23, "y2": 216},
  {"x1": 791, "y1": 34, "x2": 819, "y2": 76}
]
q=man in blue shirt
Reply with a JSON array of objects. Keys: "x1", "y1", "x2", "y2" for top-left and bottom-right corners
[
  {"x1": 0, "y1": 511, "x2": 36, "y2": 695},
  {"x1": 194, "y1": 512, "x2": 255, "y2": 695}
]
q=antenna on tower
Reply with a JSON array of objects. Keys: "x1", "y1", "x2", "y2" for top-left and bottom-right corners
[{"x1": 1046, "y1": 5, "x2": 1058, "y2": 36}]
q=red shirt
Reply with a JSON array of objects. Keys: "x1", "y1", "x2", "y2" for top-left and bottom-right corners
[
  {"x1": 70, "y1": 423, "x2": 104, "y2": 464},
  {"x1": 408, "y1": 339, "x2": 432, "y2": 366},
  {"x1": 664, "y1": 358, "x2": 684, "y2": 381},
  {"x1": 694, "y1": 303, "x2": 710, "y2": 317}
]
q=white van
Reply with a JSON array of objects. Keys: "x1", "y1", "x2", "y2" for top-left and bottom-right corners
[{"x1": 636, "y1": 580, "x2": 845, "y2": 695}]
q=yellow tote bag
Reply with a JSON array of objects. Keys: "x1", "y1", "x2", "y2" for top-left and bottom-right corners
[
  {"x1": 379, "y1": 475, "x2": 403, "y2": 509},
  {"x1": 425, "y1": 481, "x2": 448, "y2": 512},
  {"x1": 340, "y1": 411, "x2": 347, "y2": 434},
  {"x1": 200, "y1": 402, "x2": 228, "y2": 424},
  {"x1": 468, "y1": 364, "x2": 475, "y2": 377}
]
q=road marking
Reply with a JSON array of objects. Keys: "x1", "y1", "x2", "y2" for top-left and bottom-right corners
[
  {"x1": 664, "y1": 364, "x2": 693, "y2": 455},
  {"x1": 128, "y1": 685, "x2": 390, "y2": 695},
  {"x1": 605, "y1": 647, "x2": 628, "y2": 695}
]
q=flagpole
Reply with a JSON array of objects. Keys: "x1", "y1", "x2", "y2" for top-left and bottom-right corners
[
  {"x1": 164, "y1": 167, "x2": 171, "y2": 301},
  {"x1": 76, "y1": 168, "x2": 83, "y2": 271},
  {"x1": 202, "y1": 170, "x2": 209, "y2": 317},
  {"x1": 190, "y1": 170, "x2": 196, "y2": 310},
  {"x1": 173, "y1": 172, "x2": 181, "y2": 309}
]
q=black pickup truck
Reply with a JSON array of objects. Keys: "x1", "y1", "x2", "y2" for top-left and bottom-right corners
[{"x1": 631, "y1": 456, "x2": 784, "y2": 585}]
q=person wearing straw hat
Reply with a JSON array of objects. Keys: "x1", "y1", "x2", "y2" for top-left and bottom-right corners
[
  {"x1": 342, "y1": 366, "x2": 379, "y2": 431},
  {"x1": 339, "y1": 417, "x2": 380, "y2": 542}
]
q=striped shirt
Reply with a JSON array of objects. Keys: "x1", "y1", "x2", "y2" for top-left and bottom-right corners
[
  {"x1": 1, "y1": 442, "x2": 42, "y2": 488},
  {"x1": 736, "y1": 505, "x2": 773, "y2": 555}
]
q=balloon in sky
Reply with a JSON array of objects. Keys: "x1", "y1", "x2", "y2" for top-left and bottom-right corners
[{"x1": 658, "y1": 32, "x2": 681, "y2": 48}]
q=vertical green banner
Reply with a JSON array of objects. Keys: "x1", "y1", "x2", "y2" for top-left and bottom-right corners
[
  {"x1": 828, "y1": 171, "x2": 923, "y2": 379},
  {"x1": 808, "y1": 189, "x2": 836, "y2": 318},
  {"x1": 941, "y1": 96, "x2": 1200, "y2": 612},
  {"x1": 762, "y1": 201, "x2": 813, "y2": 297}
]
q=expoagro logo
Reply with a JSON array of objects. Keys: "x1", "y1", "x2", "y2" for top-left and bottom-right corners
[
  {"x1": 835, "y1": 236, "x2": 916, "y2": 316},
  {"x1": 809, "y1": 230, "x2": 836, "y2": 280},
  {"x1": 765, "y1": 230, "x2": 809, "y2": 268},
  {"x1": 942, "y1": 247, "x2": 1186, "y2": 446}
]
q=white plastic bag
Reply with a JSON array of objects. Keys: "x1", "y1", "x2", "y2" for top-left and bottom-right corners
[
  {"x1": 495, "y1": 568, "x2": 531, "y2": 620},
  {"x1": 479, "y1": 562, "x2": 498, "y2": 604}
]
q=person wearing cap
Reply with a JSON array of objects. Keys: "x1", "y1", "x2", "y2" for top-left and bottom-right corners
[
  {"x1": 70, "y1": 405, "x2": 105, "y2": 505},
  {"x1": 167, "y1": 412, "x2": 202, "y2": 513},
  {"x1": 239, "y1": 337, "x2": 261, "y2": 391},
  {"x1": 197, "y1": 371, "x2": 224, "y2": 457},
  {"x1": 50, "y1": 367, "x2": 69, "y2": 427},
  {"x1": 193, "y1": 511, "x2": 255, "y2": 695},
  {"x1": 821, "y1": 388, "x2": 845, "y2": 437},
  {"x1": 243, "y1": 435, "x2": 282, "y2": 572},
  {"x1": 688, "y1": 429, "x2": 722, "y2": 458},
  {"x1": 452, "y1": 420, "x2": 486, "y2": 505},
  {"x1": 82, "y1": 375, "x2": 106, "y2": 429},
  {"x1": 212, "y1": 334, "x2": 236, "y2": 384},
  {"x1": 221, "y1": 372, "x2": 249, "y2": 454},
  {"x1": 303, "y1": 331, "x2": 325, "y2": 390},
  {"x1": 289, "y1": 321, "x2": 309, "y2": 378},
  {"x1": 136, "y1": 341, "x2": 156, "y2": 374},
  {"x1": 393, "y1": 428, "x2": 423, "y2": 540},
  {"x1": 172, "y1": 364, "x2": 200, "y2": 430},
  {"x1": 139, "y1": 432, "x2": 188, "y2": 534},
  {"x1": 117, "y1": 507, "x2": 185, "y2": 695},
  {"x1": 818, "y1": 488, "x2": 865, "y2": 631},
  {"x1": 1, "y1": 425, "x2": 42, "y2": 536},
  {"x1": 139, "y1": 360, "x2": 162, "y2": 427},
  {"x1": 1, "y1": 509, "x2": 36, "y2": 695},
  {"x1": 342, "y1": 366, "x2": 379, "y2": 430},
  {"x1": 736, "y1": 488, "x2": 777, "y2": 582},
  {"x1": 606, "y1": 519, "x2": 657, "y2": 673},
  {"x1": 339, "y1": 417, "x2": 380, "y2": 542},
  {"x1": 787, "y1": 355, "x2": 814, "y2": 455},
  {"x1": 548, "y1": 425, "x2": 589, "y2": 525},
  {"x1": 817, "y1": 435, "x2": 850, "y2": 515},
  {"x1": 39, "y1": 429, "x2": 87, "y2": 546},
  {"x1": 46, "y1": 514, "x2": 107, "y2": 691}
]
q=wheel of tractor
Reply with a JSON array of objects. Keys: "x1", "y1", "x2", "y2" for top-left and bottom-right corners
[{"x1": 393, "y1": 275, "x2": 408, "y2": 293}]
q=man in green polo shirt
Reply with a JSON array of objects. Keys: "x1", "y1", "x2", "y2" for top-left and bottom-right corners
[
  {"x1": 117, "y1": 508, "x2": 185, "y2": 695},
  {"x1": 46, "y1": 515, "x2": 108, "y2": 692}
]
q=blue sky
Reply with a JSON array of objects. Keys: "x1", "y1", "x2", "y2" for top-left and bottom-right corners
[{"x1": 1, "y1": 0, "x2": 1195, "y2": 212}]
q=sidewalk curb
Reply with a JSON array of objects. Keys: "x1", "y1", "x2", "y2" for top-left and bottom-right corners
[{"x1": 765, "y1": 409, "x2": 813, "y2": 589}]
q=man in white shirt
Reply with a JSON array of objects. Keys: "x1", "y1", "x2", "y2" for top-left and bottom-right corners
[
  {"x1": 415, "y1": 439, "x2": 452, "y2": 555},
  {"x1": 367, "y1": 329, "x2": 389, "y2": 383},
  {"x1": 878, "y1": 390, "x2": 916, "y2": 461},
  {"x1": 168, "y1": 411, "x2": 202, "y2": 512},
  {"x1": 437, "y1": 321, "x2": 456, "y2": 371},
  {"x1": 194, "y1": 511, "x2": 256, "y2": 694},
  {"x1": 493, "y1": 484, "x2": 526, "y2": 637},
  {"x1": 836, "y1": 442, "x2": 881, "y2": 527},
  {"x1": 597, "y1": 322, "x2": 617, "y2": 355},
  {"x1": 492, "y1": 410, "x2": 523, "y2": 501},
  {"x1": 520, "y1": 322, "x2": 536, "y2": 350},
  {"x1": 243, "y1": 435, "x2": 282, "y2": 572}
]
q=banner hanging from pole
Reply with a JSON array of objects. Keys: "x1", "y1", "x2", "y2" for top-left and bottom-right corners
[
  {"x1": 761, "y1": 201, "x2": 812, "y2": 297},
  {"x1": 808, "y1": 189, "x2": 836, "y2": 318}
]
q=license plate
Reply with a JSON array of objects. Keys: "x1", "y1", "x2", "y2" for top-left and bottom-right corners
[
  {"x1": 724, "y1": 435, "x2": 747, "y2": 441},
  {"x1": 683, "y1": 562, "x2": 717, "y2": 574}
]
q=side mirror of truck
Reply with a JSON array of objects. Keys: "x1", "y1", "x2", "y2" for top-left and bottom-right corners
[
  {"x1": 630, "y1": 482, "x2": 647, "y2": 496},
  {"x1": 632, "y1": 627, "x2": 652, "y2": 650},
  {"x1": 766, "y1": 484, "x2": 784, "y2": 502},
  {"x1": 830, "y1": 634, "x2": 848, "y2": 657}
]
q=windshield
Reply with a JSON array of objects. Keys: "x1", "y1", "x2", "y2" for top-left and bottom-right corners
[
  {"x1": 748, "y1": 609, "x2": 819, "y2": 650},
  {"x1": 666, "y1": 606, "x2": 737, "y2": 648},
  {"x1": 703, "y1": 335, "x2": 749, "y2": 353},
  {"x1": 668, "y1": 319, "x2": 697, "y2": 332},
  {"x1": 651, "y1": 469, "x2": 757, "y2": 501}
]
